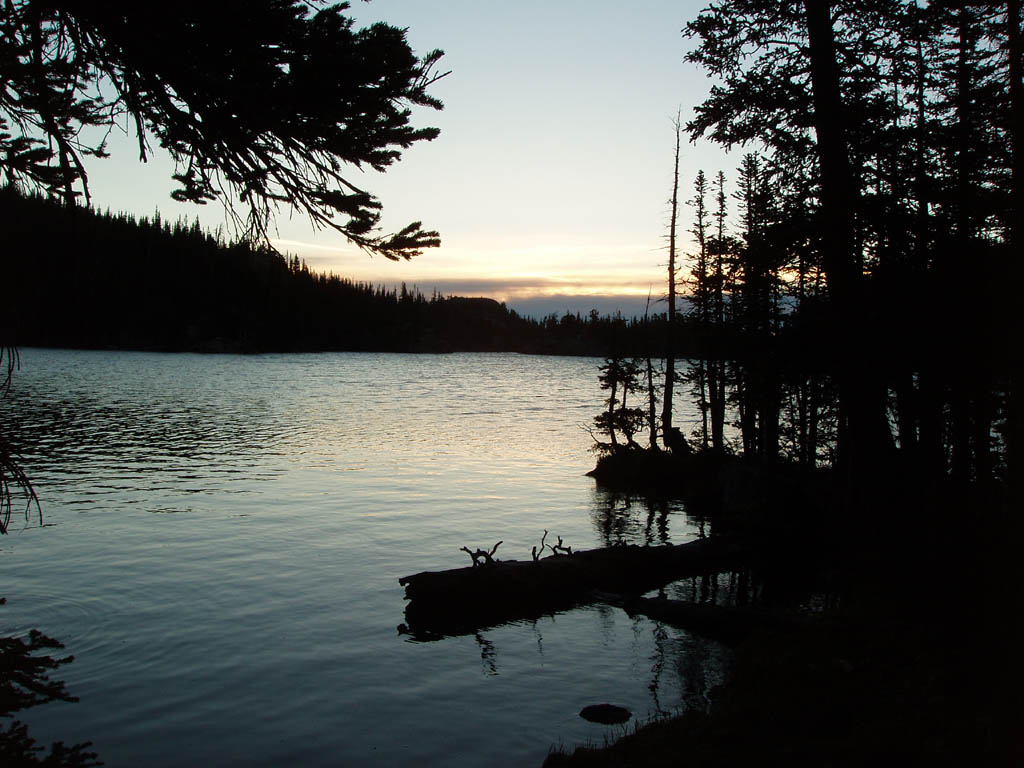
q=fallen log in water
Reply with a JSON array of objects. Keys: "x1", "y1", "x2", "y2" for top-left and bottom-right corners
[{"x1": 397, "y1": 537, "x2": 750, "y2": 639}]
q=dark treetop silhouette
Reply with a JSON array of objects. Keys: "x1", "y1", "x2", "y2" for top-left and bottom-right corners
[
  {"x1": 677, "y1": 0, "x2": 1019, "y2": 489},
  {"x1": 0, "y1": 0, "x2": 446, "y2": 259}
]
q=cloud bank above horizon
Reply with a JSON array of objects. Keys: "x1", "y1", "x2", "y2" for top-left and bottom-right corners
[{"x1": 272, "y1": 235, "x2": 676, "y2": 308}]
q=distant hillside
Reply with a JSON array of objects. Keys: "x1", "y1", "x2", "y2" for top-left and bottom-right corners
[
  {"x1": 508, "y1": 294, "x2": 693, "y2": 322},
  {"x1": 0, "y1": 187, "x2": 677, "y2": 356}
]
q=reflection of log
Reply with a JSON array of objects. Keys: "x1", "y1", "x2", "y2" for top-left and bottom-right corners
[
  {"x1": 398, "y1": 537, "x2": 749, "y2": 639},
  {"x1": 615, "y1": 595, "x2": 809, "y2": 646}
]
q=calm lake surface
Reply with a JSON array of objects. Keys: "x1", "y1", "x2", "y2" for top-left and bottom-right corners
[{"x1": 1, "y1": 349, "x2": 730, "y2": 767}]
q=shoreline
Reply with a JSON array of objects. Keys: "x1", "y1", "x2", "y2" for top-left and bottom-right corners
[{"x1": 544, "y1": 452, "x2": 1021, "y2": 766}]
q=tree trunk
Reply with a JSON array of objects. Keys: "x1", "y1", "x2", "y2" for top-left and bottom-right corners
[
  {"x1": 808, "y1": 376, "x2": 820, "y2": 467},
  {"x1": 710, "y1": 173, "x2": 729, "y2": 452},
  {"x1": 917, "y1": 366, "x2": 946, "y2": 477},
  {"x1": 738, "y1": 367, "x2": 757, "y2": 458},
  {"x1": 972, "y1": 384, "x2": 992, "y2": 484},
  {"x1": 697, "y1": 359, "x2": 709, "y2": 449},
  {"x1": 796, "y1": 382, "x2": 809, "y2": 465},
  {"x1": 608, "y1": 377, "x2": 619, "y2": 448},
  {"x1": 1006, "y1": 0, "x2": 1023, "y2": 492},
  {"x1": 950, "y1": 382, "x2": 972, "y2": 484},
  {"x1": 713, "y1": 358, "x2": 726, "y2": 451},
  {"x1": 948, "y1": 4, "x2": 978, "y2": 486},
  {"x1": 708, "y1": 356, "x2": 721, "y2": 451},
  {"x1": 646, "y1": 354, "x2": 659, "y2": 450},
  {"x1": 893, "y1": 371, "x2": 919, "y2": 455},
  {"x1": 759, "y1": 374, "x2": 780, "y2": 464},
  {"x1": 803, "y1": 0, "x2": 894, "y2": 482},
  {"x1": 662, "y1": 122, "x2": 682, "y2": 448}
]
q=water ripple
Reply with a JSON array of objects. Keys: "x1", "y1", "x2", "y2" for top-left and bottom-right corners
[{"x1": 0, "y1": 349, "x2": 710, "y2": 768}]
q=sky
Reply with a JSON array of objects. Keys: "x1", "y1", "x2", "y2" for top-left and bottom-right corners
[{"x1": 82, "y1": 0, "x2": 737, "y2": 318}]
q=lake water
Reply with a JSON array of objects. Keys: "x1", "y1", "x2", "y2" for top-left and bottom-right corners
[{"x1": 0, "y1": 349, "x2": 731, "y2": 767}]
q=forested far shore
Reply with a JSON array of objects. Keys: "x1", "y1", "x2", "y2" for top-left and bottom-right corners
[{"x1": 0, "y1": 187, "x2": 675, "y2": 356}]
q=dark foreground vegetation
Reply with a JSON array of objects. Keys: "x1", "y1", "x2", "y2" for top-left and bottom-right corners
[{"x1": 542, "y1": 471, "x2": 1020, "y2": 767}]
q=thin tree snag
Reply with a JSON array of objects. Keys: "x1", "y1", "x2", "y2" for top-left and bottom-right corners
[
  {"x1": 531, "y1": 530, "x2": 573, "y2": 561},
  {"x1": 661, "y1": 115, "x2": 682, "y2": 450},
  {"x1": 531, "y1": 530, "x2": 574, "y2": 560},
  {"x1": 398, "y1": 537, "x2": 750, "y2": 639}
]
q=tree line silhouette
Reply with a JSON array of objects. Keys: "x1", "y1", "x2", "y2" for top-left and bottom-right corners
[
  {"x1": 592, "y1": 1, "x2": 1018, "y2": 492},
  {"x1": 0, "y1": 186, "x2": 684, "y2": 356}
]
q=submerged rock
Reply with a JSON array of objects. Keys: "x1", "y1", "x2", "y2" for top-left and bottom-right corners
[{"x1": 579, "y1": 703, "x2": 632, "y2": 725}]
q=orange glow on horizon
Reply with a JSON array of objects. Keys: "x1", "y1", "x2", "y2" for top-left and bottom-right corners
[{"x1": 270, "y1": 236, "x2": 671, "y2": 303}]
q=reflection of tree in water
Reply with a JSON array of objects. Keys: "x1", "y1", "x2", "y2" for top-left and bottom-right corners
[
  {"x1": 1, "y1": 599, "x2": 101, "y2": 766},
  {"x1": 469, "y1": 610, "x2": 732, "y2": 723},
  {"x1": 589, "y1": 488, "x2": 737, "y2": 719},
  {"x1": 474, "y1": 631, "x2": 498, "y2": 677},
  {"x1": 644, "y1": 562, "x2": 840, "y2": 719},
  {"x1": 589, "y1": 488, "x2": 678, "y2": 547},
  {"x1": 473, "y1": 491, "x2": 826, "y2": 719},
  {"x1": 667, "y1": 569, "x2": 760, "y2": 608},
  {"x1": 646, "y1": 619, "x2": 670, "y2": 715},
  {"x1": 665, "y1": 562, "x2": 842, "y2": 615},
  {"x1": 645, "y1": 619, "x2": 732, "y2": 719}
]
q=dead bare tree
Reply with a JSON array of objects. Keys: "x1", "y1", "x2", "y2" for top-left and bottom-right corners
[{"x1": 661, "y1": 114, "x2": 683, "y2": 451}]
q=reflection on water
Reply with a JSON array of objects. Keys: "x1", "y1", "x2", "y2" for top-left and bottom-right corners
[
  {"x1": 647, "y1": 622, "x2": 728, "y2": 717},
  {"x1": 589, "y1": 487, "x2": 684, "y2": 547},
  {"x1": 0, "y1": 598, "x2": 101, "y2": 765},
  {"x1": 474, "y1": 631, "x2": 499, "y2": 677},
  {"x1": 663, "y1": 570, "x2": 758, "y2": 607},
  {"x1": 1, "y1": 349, "x2": 728, "y2": 767}
]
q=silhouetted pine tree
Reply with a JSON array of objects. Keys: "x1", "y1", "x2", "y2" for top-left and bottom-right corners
[{"x1": 684, "y1": 0, "x2": 1015, "y2": 486}]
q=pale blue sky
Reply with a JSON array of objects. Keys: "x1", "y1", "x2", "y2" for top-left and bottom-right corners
[{"x1": 82, "y1": 0, "x2": 736, "y2": 316}]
